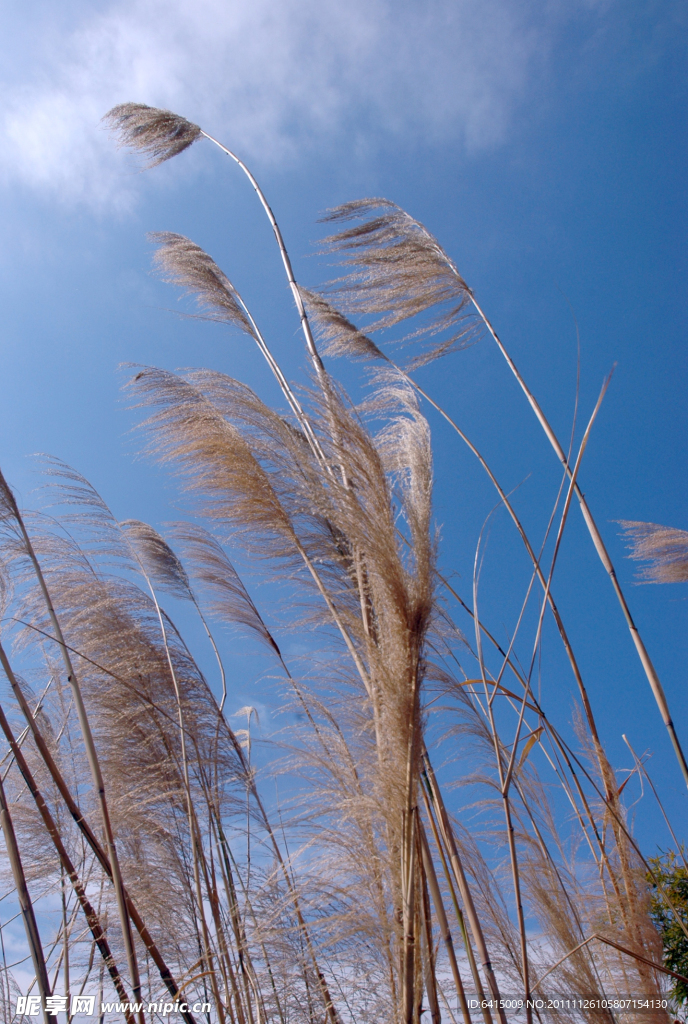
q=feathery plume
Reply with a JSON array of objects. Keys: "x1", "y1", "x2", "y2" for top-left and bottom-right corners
[
  {"x1": 299, "y1": 288, "x2": 385, "y2": 362},
  {"x1": 119, "y1": 519, "x2": 191, "y2": 600},
  {"x1": 318, "y1": 198, "x2": 481, "y2": 366},
  {"x1": 126, "y1": 366, "x2": 295, "y2": 550},
  {"x1": 151, "y1": 232, "x2": 254, "y2": 336},
  {"x1": 167, "y1": 521, "x2": 280, "y2": 654},
  {"x1": 102, "y1": 103, "x2": 201, "y2": 167},
  {"x1": 0, "y1": 467, "x2": 19, "y2": 522},
  {"x1": 619, "y1": 520, "x2": 688, "y2": 583}
]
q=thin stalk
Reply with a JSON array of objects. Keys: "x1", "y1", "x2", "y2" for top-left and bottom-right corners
[
  {"x1": 0, "y1": 667, "x2": 135, "y2": 1017},
  {"x1": 218, "y1": 826, "x2": 287, "y2": 1024},
  {"x1": 198, "y1": 132, "x2": 325, "y2": 381},
  {"x1": 533, "y1": 932, "x2": 688, "y2": 991},
  {"x1": 509, "y1": 776, "x2": 613, "y2": 1013},
  {"x1": 623, "y1": 735, "x2": 687, "y2": 867},
  {"x1": 438, "y1": 580, "x2": 624, "y2": 885},
  {"x1": 400, "y1": 807, "x2": 417, "y2": 1024},
  {"x1": 418, "y1": 820, "x2": 472, "y2": 1024},
  {"x1": 0, "y1": 770, "x2": 51, "y2": 1024},
  {"x1": 193, "y1": 598, "x2": 228, "y2": 713},
  {"x1": 403, "y1": 368, "x2": 605, "y2": 757},
  {"x1": 472, "y1": 535, "x2": 531, "y2": 1021},
  {"x1": 136, "y1": 564, "x2": 227, "y2": 1024},
  {"x1": 418, "y1": 841, "x2": 441, "y2": 1024},
  {"x1": 469, "y1": 296, "x2": 688, "y2": 789},
  {"x1": 219, "y1": 700, "x2": 340, "y2": 1024},
  {"x1": 61, "y1": 866, "x2": 71, "y2": 1024},
  {"x1": 401, "y1": 644, "x2": 423, "y2": 1024},
  {"x1": 420, "y1": 774, "x2": 490, "y2": 1024},
  {"x1": 195, "y1": 134, "x2": 387, "y2": 763},
  {"x1": 422, "y1": 751, "x2": 506, "y2": 1024},
  {"x1": 207, "y1": 807, "x2": 263, "y2": 1024},
  {"x1": 503, "y1": 373, "x2": 612, "y2": 797},
  {"x1": 233, "y1": 295, "x2": 328, "y2": 470}
]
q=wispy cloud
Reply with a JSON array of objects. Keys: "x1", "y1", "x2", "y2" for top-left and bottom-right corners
[{"x1": 0, "y1": 0, "x2": 550, "y2": 207}]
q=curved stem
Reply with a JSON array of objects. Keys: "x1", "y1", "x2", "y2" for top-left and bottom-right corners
[
  {"x1": 200, "y1": 132, "x2": 324, "y2": 380},
  {"x1": 0, "y1": 770, "x2": 51, "y2": 1024}
]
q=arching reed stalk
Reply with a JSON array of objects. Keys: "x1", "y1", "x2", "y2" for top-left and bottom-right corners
[{"x1": 0, "y1": 101, "x2": 680, "y2": 1024}]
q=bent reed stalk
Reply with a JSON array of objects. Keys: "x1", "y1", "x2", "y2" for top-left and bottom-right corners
[{"x1": 0, "y1": 102, "x2": 678, "y2": 1024}]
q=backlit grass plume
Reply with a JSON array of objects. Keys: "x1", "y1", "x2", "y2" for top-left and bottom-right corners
[
  {"x1": 316, "y1": 198, "x2": 482, "y2": 369},
  {"x1": 619, "y1": 520, "x2": 688, "y2": 583},
  {"x1": 103, "y1": 103, "x2": 202, "y2": 167},
  {"x1": 0, "y1": 102, "x2": 684, "y2": 1024}
]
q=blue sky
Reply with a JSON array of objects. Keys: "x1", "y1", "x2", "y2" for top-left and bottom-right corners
[{"x1": 0, "y1": 0, "x2": 687, "y2": 843}]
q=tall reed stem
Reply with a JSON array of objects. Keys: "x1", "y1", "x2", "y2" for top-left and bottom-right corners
[
  {"x1": 422, "y1": 752, "x2": 506, "y2": 1024},
  {"x1": 469, "y1": 297, "x2": 688, "y2": 789},
  {"x1": 0, "y1": 768, "x2": 51, "y2": 1023},
  {"x1": 418, "y1": 820, "x2": 472, "y2": 1024},
  {"x1": 199, "y1": 132, "x2": 324, "y2": 381}
]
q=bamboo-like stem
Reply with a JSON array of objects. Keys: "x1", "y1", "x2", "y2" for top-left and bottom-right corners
[
  {"x1": 469, "y1": 296, "x2": 688, "y2": 789},
  {"x1": 400, "y1": 638, "x2": 423, "y2": 1024},
  {"x1": 418, "y1": 839, "x2": 441, "y2": 1024},
  {"x1": 199, "y1": 132, "x2": 325, "y2": 381},
  {"x1": 60, "y1": 866, "x2": 71, "y2": 1024},
  {"x1": 0, "y1": 769, "x2": 51, "y2": 1024},
  {"x1": 472, "y1": 539, "x2": 532, "y2": 1021},
  {"x1": 418, "y1": 820, "x2": 472, "y2": 1024},
  {"x1": 420, "y1": 774, "x2": 490, "y2": 1024},
  {"x1": 400, "y1": 807, "x2": 417, "y2": 1024},
  {"x1": 0, "y1": 470, "x2": 144, "y2": 1016},
  {"x1": 421, "y1": 752, "x2": 506, "y2": 1024}
]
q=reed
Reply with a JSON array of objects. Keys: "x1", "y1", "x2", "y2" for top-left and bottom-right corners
[{"x1": 0, "y1": 103, "x2": 683, "y2": 1024}]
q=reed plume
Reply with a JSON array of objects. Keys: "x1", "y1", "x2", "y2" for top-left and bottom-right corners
[
  {"x1": 103, "y1": 104, "x2": 202, "y2": 167},
  {"x1": 0, "y1": 102, "x2": 681, "y2": 1024},
  {"x1": 619, "y1": 520, "x2": 688, "y2": 583}
]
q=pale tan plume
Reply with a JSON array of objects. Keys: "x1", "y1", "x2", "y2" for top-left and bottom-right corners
[
  {"x1": 150, "y1": 233, "x2": 255, "y2": 337},
  {"x1": 317, "y1": 198, "x2": 482, "y2": 368},
  {"x1": 102, "y1": 103, "x2": 202, "y2": 167},
  {"x1": 619, "y1": 519, "x2": 688, "y2": 583}
]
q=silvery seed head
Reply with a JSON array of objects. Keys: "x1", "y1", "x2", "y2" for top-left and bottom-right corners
[{"x1": 103, "y1": 102, "x2": 202, "y2": 167}]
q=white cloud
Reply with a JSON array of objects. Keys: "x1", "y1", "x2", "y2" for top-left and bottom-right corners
[{"x1": 0, "y1": 0, "x2": 550, "y2": 207}]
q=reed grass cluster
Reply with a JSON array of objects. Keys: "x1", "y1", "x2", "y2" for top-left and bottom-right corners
[{"x1": 0, "y1": 103, "x2": 685, "y2": 1024}]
